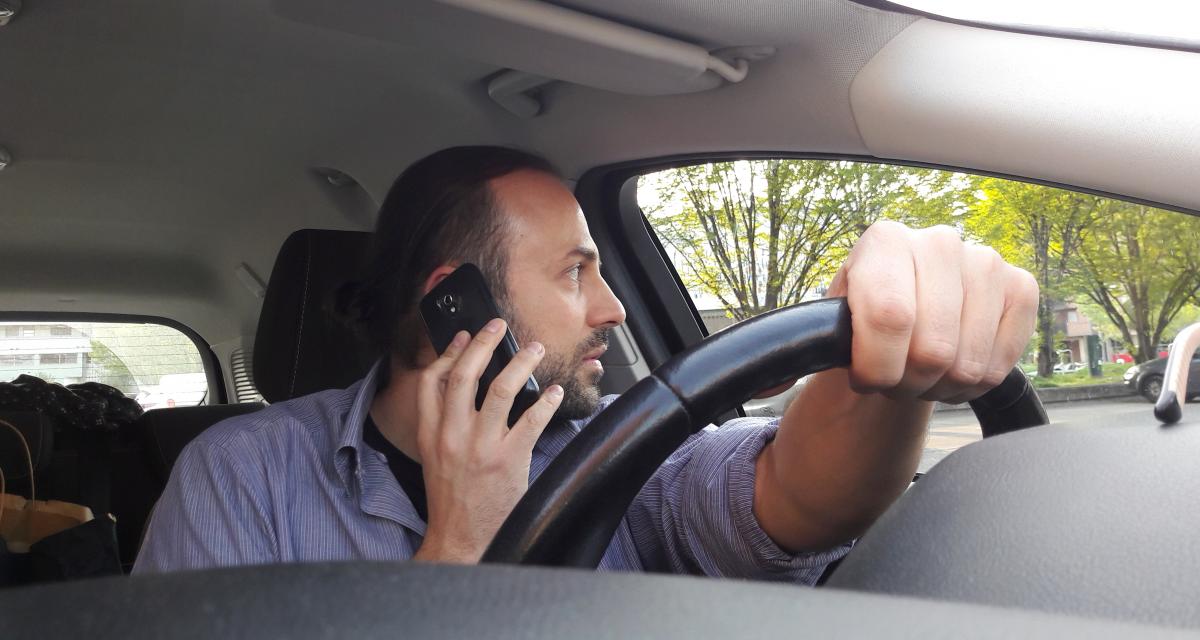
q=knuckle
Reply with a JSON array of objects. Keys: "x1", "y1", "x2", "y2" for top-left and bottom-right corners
[
  {"x1": 908, "y1": 339, "x2": 957, "y2": 375},
  {"x1": 861, "y1": 220, "x2": 908, "y2": 244},
  {"x1": 488, "y1": 380, "x2": 518, "y2": 401},
  {"x1": 445, "y1": 369, "x2": 472, "y2": 392},
  {"x1": 981, "y1": 367, "x2": 1010, "y2": 389},
  {"x1": 1014, "y1": 268, "x2": 1040, "y2": 301},
  {"x1": 864, "y1": 296, "x2": 916, "y2": 337},
  {"x1": 924, "y1": 224, "x2": 962, "y2": 244},
  {"x1": 946, "y1": 359, "x2": 987, "y2": 387},
  {"x1": 967, "y1": 244, "x2": 1003, "y2": 271}
]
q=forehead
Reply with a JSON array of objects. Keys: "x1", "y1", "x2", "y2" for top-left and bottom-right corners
[{"x1": 490, "y1": 170, "x2": 597, "y2": 264}]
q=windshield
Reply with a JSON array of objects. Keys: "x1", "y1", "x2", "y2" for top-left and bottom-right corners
[
  {"x1": 886, "y1": 0, "x2": 1200, "y2": 48},
  {"x1": 638, "y1": 158, "x2": 1200, "y2": 472}
]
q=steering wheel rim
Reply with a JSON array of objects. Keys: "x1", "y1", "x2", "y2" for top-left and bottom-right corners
[{"x1": 482, "y1": 298, "x2": 1048, "y2": 567}]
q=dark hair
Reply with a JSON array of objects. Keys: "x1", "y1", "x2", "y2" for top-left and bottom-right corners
[{"x1": 348, "y1": 146, "x2": 560, "y2": 366}]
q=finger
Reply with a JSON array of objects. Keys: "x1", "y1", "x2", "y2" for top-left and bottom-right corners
[
  {"x1": 886, "y1": 226, "x2": 964, "y2": 399},
  {"x1": 505, "y1": 384, "x2": 564, "y2": 452},
  {"x1": 442, "y1": 318, "x2": 508, "y2": 435},
  {"x1": 417, "y1": 330, "x2": 470, "y2": 455},
  {"x1": 431, "y1": 330, "x2": 471, "y2": 374},
  {"x1": 477, "y1": 341, "x2": 546, "y2": 431},
  {"x1": 920, "y1": 245, "x2": 1006, "y2": 402},
  {"x1": 845, "y1": 221, "x2": 917, "y2": 393},
  {"x1": 948, "y1": 266, "x2": 1039, "y2": 403}
]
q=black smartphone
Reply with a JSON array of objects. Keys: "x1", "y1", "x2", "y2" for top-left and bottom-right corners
[{"x1": 420, "y1": 263, "x2": 540, "y2": 427}]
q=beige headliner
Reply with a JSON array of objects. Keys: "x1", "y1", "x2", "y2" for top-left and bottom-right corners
[{"x1": 0, "y1": 0, "x2": 1196, "y2": 369}]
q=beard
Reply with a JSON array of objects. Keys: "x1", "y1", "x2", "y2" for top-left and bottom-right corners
[
  {"x1": 503, "y1": 309, "x2": 609, "y2": 421},
  {"x1": 532, "y1": 328, "x2": 610, "y2": 420}
]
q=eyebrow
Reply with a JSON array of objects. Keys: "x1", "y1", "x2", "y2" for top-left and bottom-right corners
[{"x1": 566, "y1": 246, "x2": 600, "y2": 266}]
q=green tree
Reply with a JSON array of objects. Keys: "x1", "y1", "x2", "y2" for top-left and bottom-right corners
[
  {"x1": 1068, "y1": 204, "x2": 1200, "y2": 362},
  {"x1": 643, "y1": 160, "x2": 959, "y2": 322},
  {"x1": 86, "y1": 339, "x2": 137, "y2": 390},
  {"x1": 964, "y1": 179, "x2": 1096, "y2": 377}
]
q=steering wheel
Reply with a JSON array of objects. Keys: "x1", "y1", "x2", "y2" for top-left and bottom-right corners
[{"x1": 483, "y1": 297, "x2": 1048, "y2": 567}]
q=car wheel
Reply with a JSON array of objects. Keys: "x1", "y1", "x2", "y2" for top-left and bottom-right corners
[{"x1": 1141, "y1": 375, "x2": 1163, "y2": 402}]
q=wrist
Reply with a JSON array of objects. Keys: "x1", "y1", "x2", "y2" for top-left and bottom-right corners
[{"x1": 413, "y1": 531, "x2": 484, "y2": 564}]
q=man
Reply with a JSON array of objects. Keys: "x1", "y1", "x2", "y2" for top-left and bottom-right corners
[{"x1": 136, "y1": 147, "x2": 1038, "y2": 581}]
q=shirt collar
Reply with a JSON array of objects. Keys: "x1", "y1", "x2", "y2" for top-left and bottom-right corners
[
  {"x1": 333, "y1": 360, "x2": 380, "y2": 487},
  {"x1": 333, "y1": 360, "x2": 428, "y2": 536}
]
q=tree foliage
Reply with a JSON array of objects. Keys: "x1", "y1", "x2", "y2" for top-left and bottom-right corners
[
  {"x1": 642, "y1": 160, "x2": 960, "y2": 321},
  {"x1": 642, "y1": 160, "x2": 1200, "y2": 375},
  {"x1": 1068, "y1": 204, "x2": 1200, "y2": 362}
]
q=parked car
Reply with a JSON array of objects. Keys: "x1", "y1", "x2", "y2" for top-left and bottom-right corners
[
  {"x1": 1124, "y1": 354, "x2": 1200, "y2": 402},
  {"x1": 133, "y1": 373, "x2": 209, "y2": 410}
]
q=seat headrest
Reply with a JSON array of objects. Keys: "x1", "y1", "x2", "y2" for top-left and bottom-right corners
[{"x1": 253, "y1": 229, "x2": 376, "y2": 403}]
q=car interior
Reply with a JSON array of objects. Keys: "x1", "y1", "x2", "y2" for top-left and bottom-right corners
[{"x1": 3, "y1": 0, "x2": 1200, "y2": 637}]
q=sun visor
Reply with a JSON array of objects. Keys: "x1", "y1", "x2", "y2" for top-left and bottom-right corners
[{"x1": 272, "y1": 0, "x2": 773, "y2": 113}]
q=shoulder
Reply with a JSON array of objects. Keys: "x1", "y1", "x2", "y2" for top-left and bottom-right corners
[{"x1": 182, "y1": 386, "x2": 356, "y2": 474}]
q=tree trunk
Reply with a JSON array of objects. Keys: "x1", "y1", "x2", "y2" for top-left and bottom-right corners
[{"x1": 1037, "y1": 295, "x2": 1056, "y2": 377}]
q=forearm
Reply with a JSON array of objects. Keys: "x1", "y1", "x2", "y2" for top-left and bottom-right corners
[{"x1": 753, "y1": 368, "x2": 929, "y2": 552}]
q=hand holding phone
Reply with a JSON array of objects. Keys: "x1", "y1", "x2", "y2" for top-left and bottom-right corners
[
  {"x1": 413, "y1": 265, "x2": 564, "y2": 563},
  {"x1": 420, "y1": 263, "x2": 541, "y2": 427}
]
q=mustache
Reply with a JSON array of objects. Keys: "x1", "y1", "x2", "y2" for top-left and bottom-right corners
[{"x1": 574, "y1": 329, "x2": 610, "y2": 359}]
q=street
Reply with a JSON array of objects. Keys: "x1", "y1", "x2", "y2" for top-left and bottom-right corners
[{"x1": 919, "y1": 394, "x2": 1177, "y2": 473}]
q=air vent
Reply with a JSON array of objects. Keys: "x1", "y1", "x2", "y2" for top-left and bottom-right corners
[{"x1": 230, "y1": 348, "x2": 265, "y2": 404}]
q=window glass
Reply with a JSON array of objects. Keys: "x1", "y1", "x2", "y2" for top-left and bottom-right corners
[
  {"x1": 887, "y1": 0, "x2": 1200, "y2": 46},
  {"x1": 0, "y1": 321, "x2": 209, "y2": 410},
  {"x1": 638, "y1": 159, "x2": 1200, "y2": 472}
]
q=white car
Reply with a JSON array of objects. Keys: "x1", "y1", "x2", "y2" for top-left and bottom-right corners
[{"x1": 134, "y1": 373, "x2": 209, "y2": 410}]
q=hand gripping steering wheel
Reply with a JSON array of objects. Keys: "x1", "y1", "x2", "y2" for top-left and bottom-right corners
[{"x1": 482, "y1": 298, "x2": 1048, "y2": 567}]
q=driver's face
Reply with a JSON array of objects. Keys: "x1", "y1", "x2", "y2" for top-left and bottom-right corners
[{"x1": 489, "y1": 170, "x2": 626, "y2": 420}]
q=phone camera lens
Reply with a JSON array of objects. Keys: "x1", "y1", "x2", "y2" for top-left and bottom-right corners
[{"x1": 437, "y1": 294, "x2": 460, "y2": 315}]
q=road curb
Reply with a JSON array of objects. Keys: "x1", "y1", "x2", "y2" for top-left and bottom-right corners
[{"x1": 934, "y1": 383, "x2": 1135, "y2": 412}]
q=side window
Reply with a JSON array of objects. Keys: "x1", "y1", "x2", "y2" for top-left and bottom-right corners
[
  {"x1": 638, "y1": 159, "x2": 1200, "y2": 470},
  {"x1": 0, "y1": 321, "x2": 209, "y2": 410}
]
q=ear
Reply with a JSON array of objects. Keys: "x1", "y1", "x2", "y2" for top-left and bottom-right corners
[{"x1": 421, "y1": 264, "x2": 459, "y2": 296}]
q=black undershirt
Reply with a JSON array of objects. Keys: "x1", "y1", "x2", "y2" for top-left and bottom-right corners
[{"x1": 362, "y1": 413, "x2": 428, "y2": 521}]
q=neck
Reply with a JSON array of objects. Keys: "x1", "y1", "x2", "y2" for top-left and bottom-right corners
[{"x1": 368, "y1": 351, "x2": 432, "y2": 463}]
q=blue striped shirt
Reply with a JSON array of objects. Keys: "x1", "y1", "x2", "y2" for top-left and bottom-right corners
[{"x1": 135, "y1": 364, "x2": 850, "y2": 582}]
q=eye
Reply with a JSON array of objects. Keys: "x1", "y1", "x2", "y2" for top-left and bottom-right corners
[{"x1": 566, "y1": 264, "x2": 583, "y2": 282}]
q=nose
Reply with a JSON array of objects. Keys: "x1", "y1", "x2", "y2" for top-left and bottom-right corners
[{"x1": 590, "y1": 276, "x2": 626, "y2": 329}]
